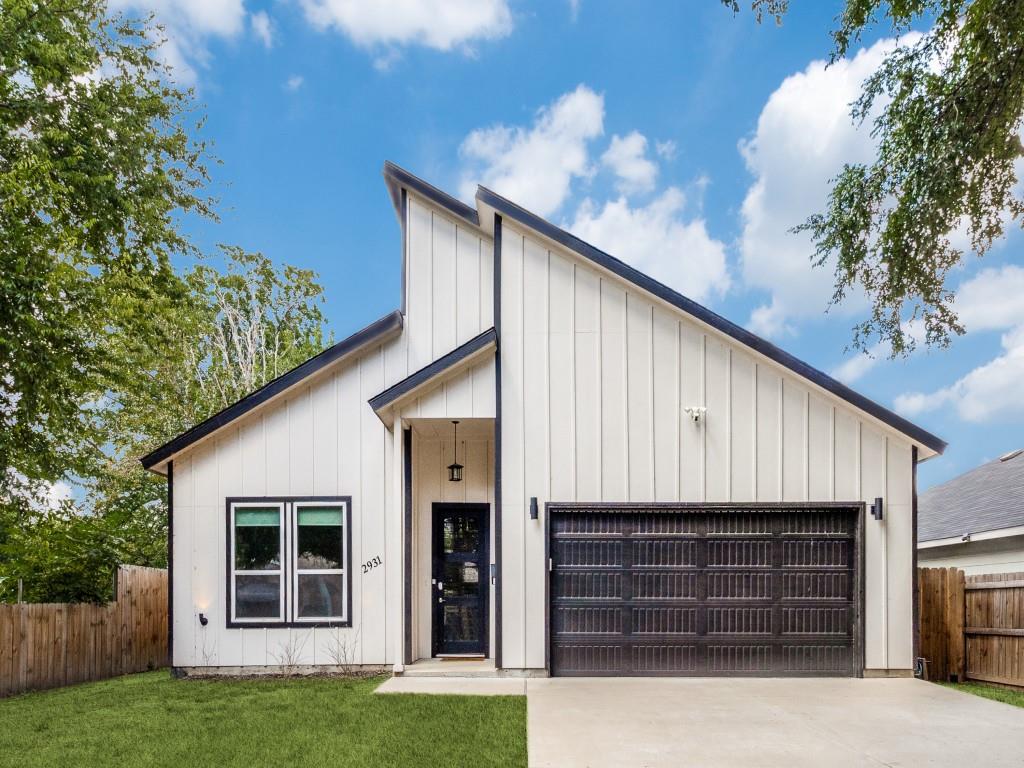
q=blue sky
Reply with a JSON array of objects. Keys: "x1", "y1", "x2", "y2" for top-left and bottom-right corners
[{"x1": 123, "y1": 0, "x2": 1024, "y2": 490}]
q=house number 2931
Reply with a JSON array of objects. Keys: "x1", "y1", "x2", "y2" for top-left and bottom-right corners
[{"x1": 361, "y1": 556, "x2": 382, "y2": 574}]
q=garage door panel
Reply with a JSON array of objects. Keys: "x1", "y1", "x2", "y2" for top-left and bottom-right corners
[{"x1": 549, "y1": 505, "x2": 862, "y2": 677}]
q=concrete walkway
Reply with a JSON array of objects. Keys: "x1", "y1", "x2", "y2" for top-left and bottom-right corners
[
  {"x1": 375, "y1": 676, "x2": 526, "y2": 695},
  {"x1": 526, "y1": 677, "x2": 1024, "y2": 768}
]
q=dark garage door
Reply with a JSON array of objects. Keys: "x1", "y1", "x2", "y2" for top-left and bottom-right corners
[{"x1": 549, "y1": 504, "x2": 862, "y2": 677}]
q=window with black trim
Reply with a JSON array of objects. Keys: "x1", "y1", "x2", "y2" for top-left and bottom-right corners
[{"x1": 227, "y1": 497, "x2": 351, "y2": 627}]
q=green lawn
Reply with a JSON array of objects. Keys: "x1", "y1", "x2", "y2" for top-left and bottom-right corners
[
  {"x1": 0, "y1": 672, "x2": 526, "y2": 768},
  {"x1": 940, "y1": 681, "x2": 1024, "y2": 709}
]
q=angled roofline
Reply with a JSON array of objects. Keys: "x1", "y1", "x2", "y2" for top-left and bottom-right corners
[
  {"x1": 368, "y1": 327, "x2": 497, "y2": 423},
  {"x1": 476, "y1": 185, "x2": 947, "y2": 456},
  {"x1": 383, "y1": 161, "x2": 480, "y2": 228},
  {"x1": 140, "y1": 310, "x2": 404, "y2": 472}
]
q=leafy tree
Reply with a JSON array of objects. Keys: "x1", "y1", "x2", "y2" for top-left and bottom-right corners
[
  {"x1": 0, "y1": 247, "x2": 329, "y2": 603},
  {"x1": 0, "y1": 0, "x2": 212, "y2": 513},
  {"x1": 728, "y1": 0, "x2": 1024, "y2": 356}
]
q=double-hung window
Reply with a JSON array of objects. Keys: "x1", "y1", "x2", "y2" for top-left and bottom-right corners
[{"x1": 228, "y1": 497, "x2": 351, "y2": 627}]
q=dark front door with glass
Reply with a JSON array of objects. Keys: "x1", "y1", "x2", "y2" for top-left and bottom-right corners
[{"x1": 432, "y1": 504, "x2": 489, "y2": 656}]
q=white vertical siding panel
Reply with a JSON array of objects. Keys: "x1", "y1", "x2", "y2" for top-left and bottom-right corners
[
  {"x1": 337, "y1": 363, "x2": 361, "y2": 660},
  {"x1": 522, "y1": 238, "x2": 549, "y2": 667},
  {"x1": 239, "y1": 414, "x2": 266, "y2": 497},
  {"x1": 407, "y1": 199, "x2": 433, "y2": 371},
  {"x1": 264, "y1": 401, "x2": 290, "y2": 497},
  {"x1": 311, "y1": 374, "x2": 339, "y2": 496},
  {"x1": 465, "y1": 439, "x2": 489, "y2": 502},
  {"x1": 480, "y1": 236, "x2": 494, "y2": 328},
  {"x1": 704, "y1": 338, "x2": 729, "y2": 502},
  {"x1": 415, "y1": 438, "x2": 440, "y2": 660},
  {"x1": 833, "y1": 409, "x2": 859, "y2": 500},
  {"x1": 574, "y1": 266, "x2": 601, "y2": 500},
  {"x1": 807, "y1": 395, "x2": 832, "y2": 500},
  {"x1": 549, "y1": 252, "x2": 575, "y2": 502},
  {"x1": 456, "y1": 227, "x2": 482, "y2": 344},
  {"x1": 445, "y1": 368, "x2": 473, "y2": 415},
  {"x1": 781, "y1": 381, "x2": 807, "y2": 501},
  {"x1": 886, "y1": 437, "x2": 914, "y2": 668},
  {"x1": 500, "y1": 228, "x2": 526, "y2": 667},
  {"x1": 600, "y1": 281, "x2": 628, "y2": 501},
  {"x1": 191, "y1": 444, "x2": 218, "y2": 663},
  {"x1": 652, "y1": 310, "x2": 679, "y2": 501},
  {"x1": 626, "y1": 295, "x2": 654, "y2": 502},
  {"x1": 472, "y1": 358, "x2": 496, "y2": 417},
  {"x1": 431, "y1": 213, "x2": 457, "y2": 358},
  {"x1": 172, "y1": 455, "x2": 195, "y2": 666},
  {"x1": 755, "y1": 366, "x2": 781, "y2": 502},
  {"x1": 289, "y1": 388, "x2": 313, "y2": 495},
  {"x1": 359, "y1": 351, "x2": 386, "y2": 663},
  {"x1": 678, "y1": 322, "x2": 703, "y2": 500},
  {"x1": 241, "y1": 629, "x2": 267, "y2": 667},
  {"x1": 216, "y1": 432, "x2": 243, "y2": 664},
  {"x1": 861, "y1": 423, "x2": 887, "y2": 669},
  {"x1": 729, "y1": 353, "x2": 756, "y2": 502}
]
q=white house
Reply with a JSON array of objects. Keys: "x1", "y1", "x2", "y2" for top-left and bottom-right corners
[
  {"x1": 918, "y1": 449, "x2": 1024, "y2": 575},
  {"x1": 142, "y1": 162, "x2": 946, "y2": 678}
]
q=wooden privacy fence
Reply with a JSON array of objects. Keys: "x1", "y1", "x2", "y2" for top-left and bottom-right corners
[
  {"x1": 918, "y1": 567, "x2": 1024, "y2": 688},
  {"x1": 0, "y1": 565, "x2": 167, "y2": 698}
]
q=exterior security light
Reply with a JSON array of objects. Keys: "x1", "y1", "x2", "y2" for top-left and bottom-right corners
[
  {"x1": 199, "y1": 612, "x2": 209, "y2": 627},
  {"x1": 447, "y1": 420, "x2": 464, "y2": 482}
]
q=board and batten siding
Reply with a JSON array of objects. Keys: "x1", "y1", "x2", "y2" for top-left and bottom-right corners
[
  {"x1": 498, "y1": 222, "x2": 916, "y2": 672},
  {"x1": 170, "y1": 194, "x2": 493, "y2": 668}
]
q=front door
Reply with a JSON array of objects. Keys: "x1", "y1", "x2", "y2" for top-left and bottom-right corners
[{"x1": 432, "y1": 504, "x2": 489, "y2": 656}]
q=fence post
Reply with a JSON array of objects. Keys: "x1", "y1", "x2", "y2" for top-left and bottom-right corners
[{"x1": 946, "y1": 567, "x2": 965, "y2": 682}]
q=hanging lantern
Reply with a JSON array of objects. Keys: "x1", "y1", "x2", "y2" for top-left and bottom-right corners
[{"x1": 447, "y1": 420, "x2": 464, "y2": 482}]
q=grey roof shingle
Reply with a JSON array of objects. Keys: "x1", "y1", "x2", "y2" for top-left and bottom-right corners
[{"x1": 919, "y1": 450, "x2": 1024, "y2": 541}]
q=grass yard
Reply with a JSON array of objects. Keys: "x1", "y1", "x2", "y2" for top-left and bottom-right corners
[
  {"x1": 0, "y1": 672, "x2": 526, "y2": 768},
  {"x1": 940, "y1": 681, "x2": 1024, "y2": 709}
]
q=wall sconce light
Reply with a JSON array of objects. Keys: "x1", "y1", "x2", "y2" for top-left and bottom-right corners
[
  {"x1": 684, "y1": 406, "x2": 706, "y2": 424},
  {"x1": 530, "y1": 497, "x2": 539, "y2": 521},
  {"x1": 447, "y1": 420, "x2": 464, "y2": 482},
  {"x1": 198, "y1": 612, "x2": 209, "y2": 627},
  {"x1": 870, "y1": 497, "x2": 884, "y2": 521}
]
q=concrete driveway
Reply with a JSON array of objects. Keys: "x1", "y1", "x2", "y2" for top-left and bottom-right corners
[{"x1": 527, "y1": 677, "x2": 1024, "y2": 768}]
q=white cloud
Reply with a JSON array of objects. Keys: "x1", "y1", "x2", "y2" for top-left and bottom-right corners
[
  {"x1": 300, "y1": 0, "x2": 512, "y2": 56},
  {"x1": 285, "y1": 75, "x2": 304, "y2": 91},
  {"x1": 109, "y1": 0, "x2": 247, "y2": 83},
  {"x1": 895, "y1": 266, "x2": 1024, "y2": 422},
  {"x1": 739, "y1": 36, "x2": 918, "y2": 338},
  {"x1": 602, "y1": 132, "x2": 658, "y2": 195},
  {"x1": 568, "y1": 0, "x2": 581, "y2": 22},
  {"x1": 655, "y1": 139, "x2": 677, "y2": 161},
  {"x1": 569, "y1": 189, "x2": 730, "y2": 303},
  {"x1": 251, "y1": 10, "x2": 273, "y2": 48},
  {"x1": 459, "y1": 84, "x2": 605, "y2": 216}
]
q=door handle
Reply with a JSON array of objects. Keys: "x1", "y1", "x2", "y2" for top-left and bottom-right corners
[{"x1": 437, "y1": 581, "x2": 444, "y2": 591}]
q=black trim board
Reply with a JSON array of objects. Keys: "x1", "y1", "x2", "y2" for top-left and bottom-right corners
[
  {"x1": 476, "y1": 185, "x2": 946, "y2": 456},
  {"x1": 384, "y1": 161, "x2": 480, "y2": 228},
  {"x1": 403, "y1": 428, "x2": 413, "y2": 666},
  {"x1": 493, "y1": 214, "x2": 503, "y2": 670},
  {"x1": 167, "y1": 461, "x2": 174, "y2": 669},
  {"x1": 912, "y1": 445, "x2": 920, "y2": 662},
  {"x1": 224, "y1": 496, "x2": 353, "y2": 630},
  {"x1": 141, "y1": 311, "x2": 403, "y2": 471},
  {"x1": 368, "y1": 327, "x2": 497, "y2": 416}
]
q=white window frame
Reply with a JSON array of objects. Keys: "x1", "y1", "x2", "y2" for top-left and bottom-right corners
[
  {"x1": 291, "y1": 501, "x2": 348, "y2": 623},
  {"x1": 229, "y1": 501, "x2": 286, "y2": 624}
]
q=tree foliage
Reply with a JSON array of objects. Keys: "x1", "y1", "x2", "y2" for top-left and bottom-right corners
[
  {"x1": 730, "y1": 0, "x2": 1024, "y2": 356},
  {"x1": 0, "y1": 0, "x2": 329, "y2": 602},
  {"x1": 0, "y1": 0, "x2": 212, "y2": 508},
  {"x1": 1, "y1": 247, "x2": 329, "y2": 603}
]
